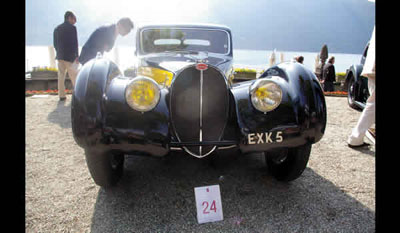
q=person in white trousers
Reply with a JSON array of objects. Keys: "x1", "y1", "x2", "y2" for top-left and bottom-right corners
[{"x1": 347, "y1": 26, "x2": 375, "y2": 147}]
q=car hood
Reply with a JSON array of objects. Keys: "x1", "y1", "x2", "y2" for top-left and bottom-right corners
[{"x1": 139, "y1": 54, "x2": 232, "y2": 74}]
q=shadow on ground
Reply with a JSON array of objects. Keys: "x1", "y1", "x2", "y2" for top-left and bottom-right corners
[
  {"x1": 90, "y1": 150, "x2": 374, "y2": 232},
  {"x1": 47, "y1": 100, "x2": 72, "y2": 128},
  {"x1": 349, "y1": 145, "x2": 375, "y2": 157}
]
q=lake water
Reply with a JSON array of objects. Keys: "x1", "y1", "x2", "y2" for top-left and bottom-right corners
[{"x1": 25, "y1": 46, "x2": 362, "y2": 74}]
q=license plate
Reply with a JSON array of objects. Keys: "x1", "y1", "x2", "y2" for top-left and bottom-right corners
[{"x1": 247, "y1": 131, "x2": 283, "y2": 145}]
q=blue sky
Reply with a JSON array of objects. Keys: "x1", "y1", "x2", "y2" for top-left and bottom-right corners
[{"x1": 26, "y1": 0, "x2": 375, "y2": 53}]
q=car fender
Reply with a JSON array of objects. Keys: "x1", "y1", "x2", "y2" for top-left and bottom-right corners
[
  {"x1": 344, "y1": 64, "x2": 363, "y2": 90},
  {"x1": 101, "y1": 76, "x2": 170, "y2": 156},
  {"x1": 71, "y1": 57, "x2": 120, "y2": 148},
  {"x1": 230, "y1": 62, "x2": 326, "y2": 153}
]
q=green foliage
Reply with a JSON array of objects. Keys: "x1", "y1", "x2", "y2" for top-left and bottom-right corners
[
  {"x1": 336, "y1": 72, "x2": 346, "y2": 82},
  {"x1": 32, "y1": 66, "x2": 58, "y2": 72},
  {"x1": 234, "y1": 68, "x2": 258, "y2": 73}
]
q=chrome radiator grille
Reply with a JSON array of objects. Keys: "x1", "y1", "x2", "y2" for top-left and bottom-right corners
[{"x1": 170, "y1": 64, "x2": 229, "y2": 157}]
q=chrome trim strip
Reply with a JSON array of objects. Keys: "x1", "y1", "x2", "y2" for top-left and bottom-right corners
[
  {"x1": 218, "y1": 145, "x2": 238, "y2": 150},
  {"x1": 199, "y1": 69, "x2": 204, "y2": 156},
  {"x1": 170, "y1": 147, "x2": 183, "y2": 151},
  {"x1": 200, "y1": 69, "x2": 203, "y2": 129},
  {"x1": 183, "y1": 146, "x2": 217, "y2": 158},
  {"x1": 199, "y1": 129, "x2": 203, "y2": 155}
]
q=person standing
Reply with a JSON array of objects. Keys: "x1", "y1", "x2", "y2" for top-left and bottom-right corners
[
  {"x1": 78, "y1": 17, "x2": 134, "y2": 65},
  {"x1": 347, "y1": 26, "x2": 375, "y2": 147},
  {"x1": 321, "y1": 56, "x2": 336, "y2": 92},
  {"x1": 53, "y1": 11, "x2": 79, "y2": 101}
]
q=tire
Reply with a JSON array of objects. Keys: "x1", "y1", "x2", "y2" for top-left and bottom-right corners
[
  {"x1": 84, "y1": 148, "x2": 125, "y2": 188},
  {"x1": 347, "y1": 75, "x2": 360, "y2": 110},
  {"x1": 265, "y1": 144, "x2": 311, "y2": 182}
]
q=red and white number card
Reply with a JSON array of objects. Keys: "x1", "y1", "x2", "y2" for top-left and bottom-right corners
[{"x1": 194, "y1": 184, "x2": 223, "y2": 224}]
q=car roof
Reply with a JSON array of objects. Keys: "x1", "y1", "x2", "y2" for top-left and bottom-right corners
[{"x1": 137, "y1": 23, "x2": 231, "y2": 32}]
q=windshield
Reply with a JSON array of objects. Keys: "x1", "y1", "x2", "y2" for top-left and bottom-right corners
[{"x1": 140, "y1": 28, "x2": 230, "y2": 55}]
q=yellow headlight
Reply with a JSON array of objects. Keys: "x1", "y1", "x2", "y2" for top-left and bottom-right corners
[
  {"x1": 250, "y1": 79, "x2": 282, "y2": 112},
  {"x1": 137, "y1": 66, "x2": 174, "y2": 87},
  {"x1": 125, "y1": 76, "x2": 161, "y2": 112}
]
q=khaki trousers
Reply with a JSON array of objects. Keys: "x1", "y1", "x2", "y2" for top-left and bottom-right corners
[{"x1": 57, "y1": 60, "x2": 78, "y2": 98}]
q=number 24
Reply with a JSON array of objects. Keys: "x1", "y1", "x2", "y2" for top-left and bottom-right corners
[{"x1": 202, "y1": 200, "x2": 217, "y2": 214}]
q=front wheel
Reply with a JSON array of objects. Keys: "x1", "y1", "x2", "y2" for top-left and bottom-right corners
[
  {"x1": 265, "y1": 144, "x2": 311, "y2": 182},
  {"x1": 84, "y1": 148, "x2": 125, "y2": 188}
]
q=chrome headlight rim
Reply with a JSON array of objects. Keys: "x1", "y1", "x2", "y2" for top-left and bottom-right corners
[
  {"x1": 125, "y1": 76, "x2": 161, "y2": 112},
  {"x1": 249, "y1": 78, "x2": 283, "y2": 113}
]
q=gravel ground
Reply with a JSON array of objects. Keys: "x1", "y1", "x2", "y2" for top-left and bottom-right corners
[{"x1": 25, "y1": 95, "x2": 375, "y2": 232}]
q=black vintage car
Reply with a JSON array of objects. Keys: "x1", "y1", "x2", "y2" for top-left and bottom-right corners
[
  {"x1": 72, "y1": 23, "x2": 327, "y2": 188},
  {"x1": 344, "y1": 42, "x2": 370, "y2": 110}
]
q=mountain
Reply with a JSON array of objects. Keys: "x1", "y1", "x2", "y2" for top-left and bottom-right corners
[
  {"x1": 207, "y1": 0, "x2": 374, "y2": 53},
  {"x1": 26, "y1": 0, "x2": 375, "y2": 54}
]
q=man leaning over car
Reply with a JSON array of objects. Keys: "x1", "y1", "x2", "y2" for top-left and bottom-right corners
[{"x1": 78, "y1": 17, "x2": 134, "y2": 66}]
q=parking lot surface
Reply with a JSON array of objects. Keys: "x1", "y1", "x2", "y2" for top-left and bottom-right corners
[{"x1": 26, "y1": 95, "x2": 375, "y2": 232}]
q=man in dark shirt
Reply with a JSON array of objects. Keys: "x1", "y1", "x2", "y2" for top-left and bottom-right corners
[
  {"x1": 53, "y1": 11, "x2": 79, "y2": 101},
  {"x1": 78, "y1": 17, "x2": 134, "y2": 65},
  {"x1": 321, "y1": 56, "x2": 336, "y2": 92}
]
